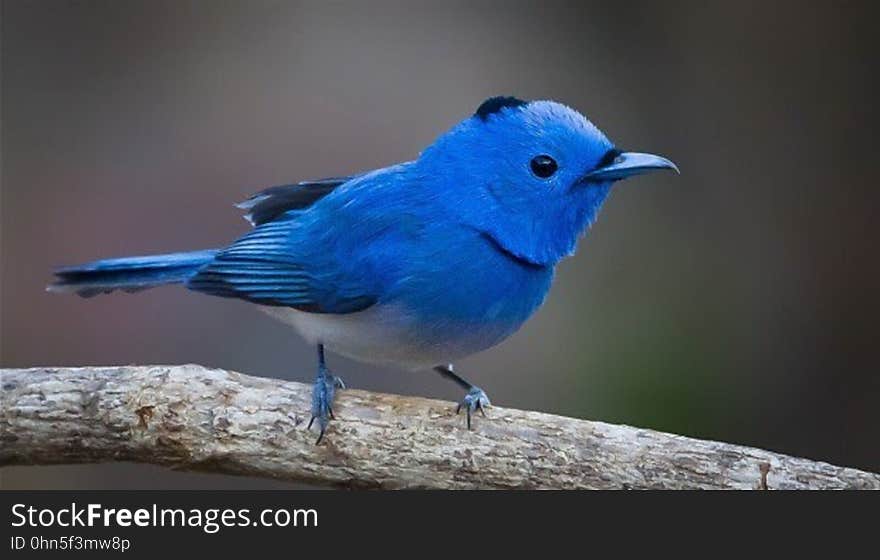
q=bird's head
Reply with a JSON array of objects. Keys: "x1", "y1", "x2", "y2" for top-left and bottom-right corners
[{"x1": 419, "y1": 97, "x2": 677, "y2": 267}]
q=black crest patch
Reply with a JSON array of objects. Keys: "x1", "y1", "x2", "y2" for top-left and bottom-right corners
[{"x1": 474, "y1": 96, "x2": 528, "y2": 121}]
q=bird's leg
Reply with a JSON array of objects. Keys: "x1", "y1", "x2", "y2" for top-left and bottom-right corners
[
  {"x1": 308, "y1": 343, "x2": 345, "y2": 444},
  {"x1": 433, "y1": 363, "x2": 490, "y2": 430}
]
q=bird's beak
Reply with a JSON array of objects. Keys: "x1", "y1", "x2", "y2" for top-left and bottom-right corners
[{"x1": 582, "y1": 151, "x2": 679, "y2": 182}]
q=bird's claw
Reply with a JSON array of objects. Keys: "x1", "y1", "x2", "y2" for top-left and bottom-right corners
[
  {"x1": 309, "y1": 370, "x2": 344, "y2": 444},
  {"x1": 456, "y1": 386, "x2": 490, "y2": 430}
]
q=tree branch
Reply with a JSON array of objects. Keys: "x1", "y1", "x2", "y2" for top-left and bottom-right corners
[{"x1": 2, "y1": 365, "x2": 878, "y2": 489}]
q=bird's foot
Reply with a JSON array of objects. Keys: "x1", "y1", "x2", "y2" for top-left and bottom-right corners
[
  {"x1": 456, "y1": 386, "x2": 490, "y2": 430},
  {"x1": 308, "y1": 369, "x2": 345, "y2": 444}
]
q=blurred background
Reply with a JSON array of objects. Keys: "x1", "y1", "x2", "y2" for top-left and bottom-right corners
[{"x1": 2, "y1": 0, "x2": 878, "y2": 489}]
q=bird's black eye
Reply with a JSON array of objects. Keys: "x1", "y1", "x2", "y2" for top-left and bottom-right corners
[{"x1": 530, "y1": 155, "x2": 558, "y2": 179}]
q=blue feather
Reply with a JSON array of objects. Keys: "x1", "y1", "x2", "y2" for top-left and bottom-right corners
[{"x1": 49, "y1": 250, "x2": 217, "y2": 297}]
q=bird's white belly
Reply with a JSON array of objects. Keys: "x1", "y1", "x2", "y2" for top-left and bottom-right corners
[{"x1": 260, "y1": 305, "x2": 465, "y2": 370}]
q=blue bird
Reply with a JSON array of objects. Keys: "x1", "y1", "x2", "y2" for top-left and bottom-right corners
[{"x1": 49, "y1": 97, "x2": 677, "y2": 443}]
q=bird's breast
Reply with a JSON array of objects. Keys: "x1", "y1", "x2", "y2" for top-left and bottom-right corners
[{"x1": 264, "y1": 225, "x2": 555, "y2": 370}]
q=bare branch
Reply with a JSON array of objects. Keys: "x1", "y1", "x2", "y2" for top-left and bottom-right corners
[{"x1": 2, "y1": 365, "x2": 878, "y2": 489}]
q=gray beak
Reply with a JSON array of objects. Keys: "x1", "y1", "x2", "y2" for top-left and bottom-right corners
[{"x1": 583, "y1": 151, "x2": 679, "y2": 182}]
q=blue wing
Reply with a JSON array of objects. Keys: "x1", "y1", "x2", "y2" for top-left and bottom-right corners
[
  {"x1": 187, "y1": 215, "x2": 377, "y2": 313},
  {"x1": 190, "y1": 163, "x2": 420, "y2": 313}
]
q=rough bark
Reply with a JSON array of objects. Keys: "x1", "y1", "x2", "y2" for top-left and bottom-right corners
[{"x1": 1, "y1": 365, "x2": 878, "y2": 489}]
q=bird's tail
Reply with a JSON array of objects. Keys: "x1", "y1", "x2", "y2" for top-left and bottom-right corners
[{"x1": 48, "y1": 249, "x2": 219, "y2": 297}]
